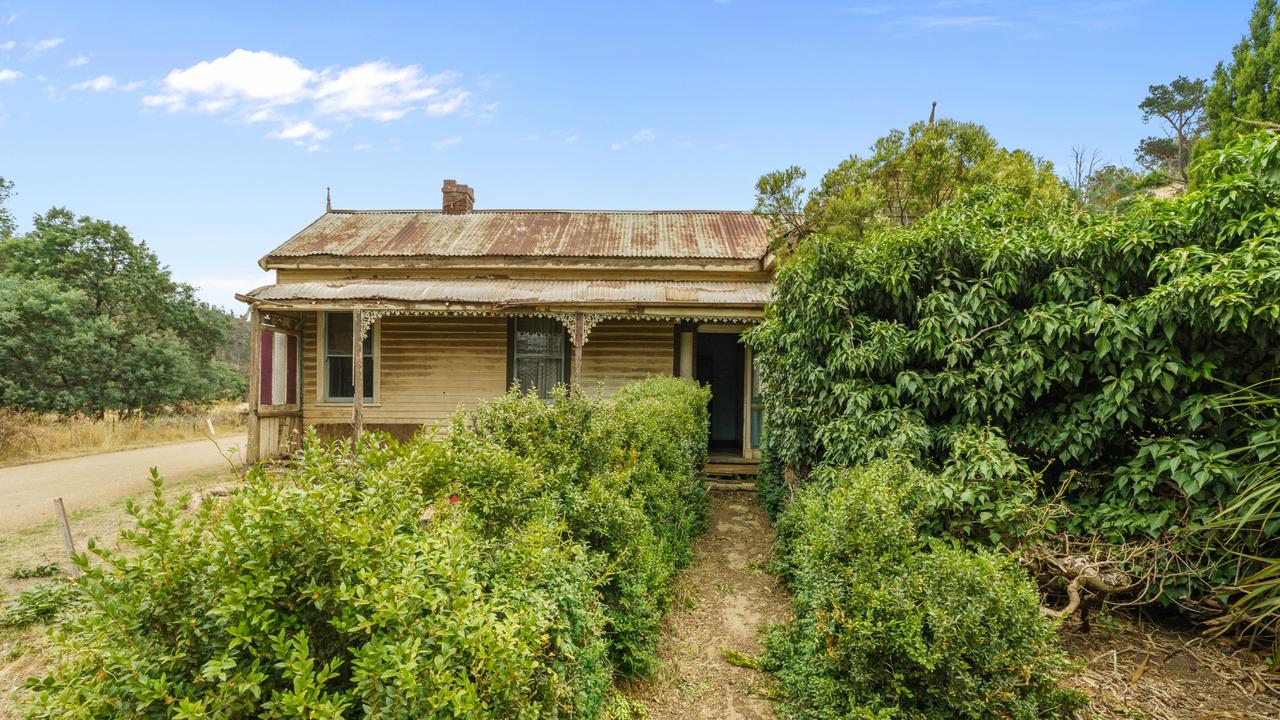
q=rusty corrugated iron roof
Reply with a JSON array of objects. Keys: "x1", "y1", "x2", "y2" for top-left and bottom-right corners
[
  {"x1": 246, "y1": 278, "x2": 773, "y2": 308},
  {"x1": 262, "y1": 210, "x2": 773, "y2": 262}
]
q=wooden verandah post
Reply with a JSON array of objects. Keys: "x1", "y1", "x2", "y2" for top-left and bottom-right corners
[
  {"x1": 246, "y1": 306, "x2": 262, "y2": 464},
  {"x1": 570, "y1": 311, "x2": 585, "y2": 386},
  {"x1": 352, "y1": 308, "x2": 364, "y2": 438}
]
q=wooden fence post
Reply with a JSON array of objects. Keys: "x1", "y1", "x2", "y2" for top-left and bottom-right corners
[{"x1": 53, "y1": 497, "x2": 79, "y2": 578}]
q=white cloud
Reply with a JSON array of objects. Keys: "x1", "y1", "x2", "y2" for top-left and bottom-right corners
[
  {"x1": 0, "y1": 68, "x2": 19, "y2": 83},
  {"x1": 142, "y1": 49, "x2": 471, "y2": 151},
  {"x1": 432, "y1": 135, "x2": 462, "y2": 150},
  {"x1": 314, "y1": 61, "x2": 450, "y2": 120},
  {"x1": 273, "y1": 119, "x2": 330, "y2": 141},
  {"x1": 470, "y1": 100, "x2": 498, "y2": 123},
  {"x1": 66, "y1": 55, "x2": 89, "y2": 67},
  {"x1": 425, "y1": 88, "x2": 469, "y2": 116},
  {"x1": 0, "y1": 40, "x2": 14, "y2": 51},
  {"x1": 147, "y1": 49, "x2": 314, "y2": 112},
  {"x1": 70, "y1": 75, "x2": 143, "y2": 92},
  {"x1": 352, "y1": 142, "x2": 373, "y2": 151},
  {"x1": 611, "y1": 128, "x2": 655, "y2": 150},
  {"x1": 28, "y1": 37, "x2": 63, "y2": 55}
]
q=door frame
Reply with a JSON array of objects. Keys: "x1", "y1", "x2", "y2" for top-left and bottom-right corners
[{"x1": 678, "y1": 323, "x2": 759, "y2": 460}]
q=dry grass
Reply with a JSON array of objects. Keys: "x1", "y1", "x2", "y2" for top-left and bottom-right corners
[
  {"x1": 0, "y1": 465, "x2": 243, "y2": 717},
  {"x1": 1061, "y1": 612, "x2": 1280, "y2": 719},
  {"x1": 0, "y1": 403, "x2": 246, "y2": 468}
]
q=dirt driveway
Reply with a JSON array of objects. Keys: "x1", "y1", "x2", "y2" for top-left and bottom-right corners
[{"x1": 0, "y1": 434, "x2": 245, "y2": 533}]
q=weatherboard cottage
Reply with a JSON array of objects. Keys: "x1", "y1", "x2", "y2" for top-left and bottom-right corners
[{"x1": 238, "y1": 180, "x2": 774, "y2": 467}]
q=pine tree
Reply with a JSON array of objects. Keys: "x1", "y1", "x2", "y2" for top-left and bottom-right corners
[{"x1": 1205, "y1": 0, "x2": 1280, "y2": 148}]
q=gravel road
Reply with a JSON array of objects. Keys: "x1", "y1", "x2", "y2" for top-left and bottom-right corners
[{"x1": 0, "y1": 435, "x2": 245, "y2": 533}]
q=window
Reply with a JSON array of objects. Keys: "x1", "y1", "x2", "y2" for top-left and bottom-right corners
[
  {"x1": 508, "y1": 317, "x2": 568, "y2": 400},
  {"x1": 324, "y1": 312, "x2": 373, "y2": 402}
]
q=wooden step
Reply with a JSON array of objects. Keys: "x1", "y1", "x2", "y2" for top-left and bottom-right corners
[
  {"x1": 705, "y1": 462, "x2": 759, "y2": 477},
  {"x1": 706, "y1": 480, "x2": 756, "y2": 492}
]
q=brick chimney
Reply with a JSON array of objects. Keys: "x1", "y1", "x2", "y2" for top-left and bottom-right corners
[{"x1": 442, "y1": 179, "x2": 474, "y2": 214}]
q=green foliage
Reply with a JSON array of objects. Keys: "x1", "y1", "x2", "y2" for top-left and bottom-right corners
[
  {"x1": 1205, "y1": 0, "x2": 1280, "y2": 151},
  {"x1": 451, "y1": 377, "x2": 711, "y2": 676},
  {"x1": 1136, "y1": 76, "x2": 1208, "y2": 182},
  {"x1": 20, "y1": 378, "x2": 709, "y2": 718},
  {"x1": 9, "y1": 563, "x2": 61, "y2": 579},
  {"x1": 754, "y1": 118, "x2": 1067, "y2": 248},
  {"x1": 0, "y1": 175, "x2": 14, "y2": 240},
  {"x1": 927, "y1": 425, "x2": 1043, "y2": 548},
  {"x1": 0, "y1": 581, "x2": 81, "y2": 629},
  {"x1": 763, "y1": 462, "x2": 1084, "y2": 719},
  {"x1": 750, "y1": 131, "x2": 1280, "y2": 606},
  {"x1": 1200, "y1": 381, "x2": 1280, "y2": 661},
  {"x1": 755, "y1": 430, "x2": 789, "y2": 520},
  {"x1": 1082, "y1": 164, "x2": 1147, "y2": 212},
  {"x1": 0, "y1": 205, "x2": 242, "y2": 414}
]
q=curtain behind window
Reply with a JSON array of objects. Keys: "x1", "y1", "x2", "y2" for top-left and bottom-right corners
[{"x1": 512, "y1": 317, "x2": 566, "y2": 400}]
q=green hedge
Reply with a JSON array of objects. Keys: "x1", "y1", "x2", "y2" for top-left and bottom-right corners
[
  {"x1": 20, "y1": 377, "x2": 710, "y2": 719},
  {"x1": 750, "y1": 131, "x2": 1280, "y2": 605},
  {"x1": 763, "y1": 462, "x2": 1085, "y2": 720}
]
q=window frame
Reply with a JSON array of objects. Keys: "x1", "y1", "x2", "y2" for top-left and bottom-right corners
[
  {"x1": 317, "y1": 311, "x2": 379, "y2": 405},
  {"x1": 506, "y1": 316, "x2": 570, "y2": 399}
]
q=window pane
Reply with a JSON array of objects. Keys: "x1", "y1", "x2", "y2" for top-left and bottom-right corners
[
  {"x1": 326, "y1": 312, "x2": 353, "y2": 357},
  {"x1": 515, "y1": 317, "x2": 562, "y2": 356},
  {"x1": 325, "y1": 312, "x2": 374, "y2": 401},
  {"x1": 328, "y1": 355, "x2": 354, "y2": 399},
  {"x1": 516, "y1": 358, "x2": 562, "y2": 400}
]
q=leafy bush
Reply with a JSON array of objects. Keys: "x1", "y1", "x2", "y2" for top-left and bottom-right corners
[
  {"x1": 450, "y1": 377, "x2": 711, "y2": 676},
  {"x1": 763, "y1": 462, "x2": 1085, "y2": 719},
  {"x1": 9, "y1": 563, "x2": 62, "y2": 579},
  {"x1": 0, "y1": 580, "x2": 81, "y2": 629},
  {"x1": 20, "y1": 377, "x2": 709, "y2": 718},
  {"x1": 749, "y1": 131, "x2": 1280, "y2": 607},
  {"x1": 755, "y1": 431, "x2": 789, "y2": 520}
]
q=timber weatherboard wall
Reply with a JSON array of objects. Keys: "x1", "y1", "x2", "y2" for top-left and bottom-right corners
[
  {"x1": 299, "y1": 314, "x2": 679, "y2": 436},
  {"x1": 578, "y1": 320, "x2": 675, "y2": 395},
  {"x1": 301, "y1": 313, "x2": 508, "y2": 433}
]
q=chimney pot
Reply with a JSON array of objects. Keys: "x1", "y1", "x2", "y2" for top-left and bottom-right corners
[{"x1": 442, "y1": 179, "x2": 474, "y2": 214}]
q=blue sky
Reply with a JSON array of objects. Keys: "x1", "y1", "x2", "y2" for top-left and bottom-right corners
[{"x1": 0, "y1": 1, "x2": 1254, "y2": 309}]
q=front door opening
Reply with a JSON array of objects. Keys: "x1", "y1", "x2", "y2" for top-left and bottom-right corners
[{"x1": 695, "y1": 333, "x2": 745, "y2": 455}]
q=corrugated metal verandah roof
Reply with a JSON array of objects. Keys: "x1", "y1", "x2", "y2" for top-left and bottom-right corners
[
  {"x1": 244, "y1": 278, "x2": 773, "y2": 309},
  {"x1": 262, "y1": 209, "x2": 773, "y2": 262}
]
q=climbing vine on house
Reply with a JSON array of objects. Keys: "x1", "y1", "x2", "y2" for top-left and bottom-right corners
[{"x1": 752, "y1": 130, "x2": 1280, "y2": 615}]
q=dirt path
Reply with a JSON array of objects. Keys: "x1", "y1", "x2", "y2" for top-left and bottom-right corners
[
  {"x1": 626, "y1": 490, "x2": 790, "y2": 719},
  {"x1": 0, "y1": 434, "x2": 245, "y2": 533}
]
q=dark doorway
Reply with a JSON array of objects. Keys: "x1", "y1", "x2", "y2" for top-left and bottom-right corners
[{"x1": 695, "y1": 333, "x2": 744, "y2": 454}]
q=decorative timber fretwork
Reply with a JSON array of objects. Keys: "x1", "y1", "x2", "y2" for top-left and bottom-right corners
[{"x1": 352, "y1": 307, "x2": 753, "y2": 341}]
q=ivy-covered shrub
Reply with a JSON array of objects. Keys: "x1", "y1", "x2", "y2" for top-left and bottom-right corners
[
  {"x1": 750, "y1": 131, "x2": 1280, "y2": 606},
  {"x1": 20, "y1": 377, "x2": 710, "y2": 718},
  {"x1": 763, "y1": 462, "x2": 1085, "y2": 719}
]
